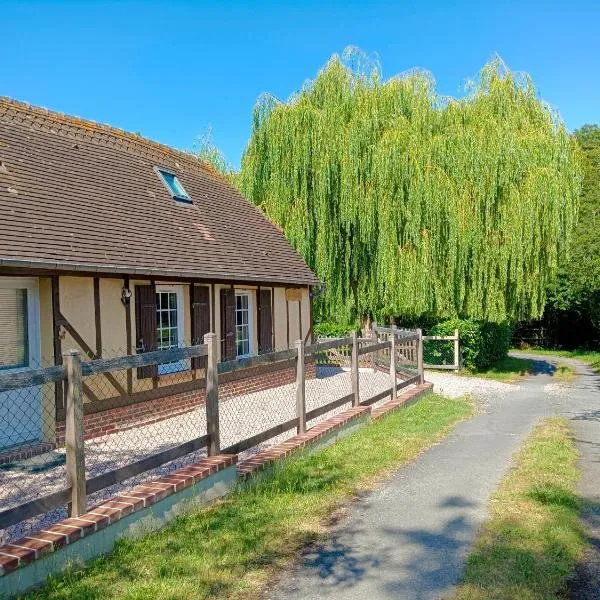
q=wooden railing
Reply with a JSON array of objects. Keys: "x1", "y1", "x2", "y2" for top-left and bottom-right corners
[{"x1": 0, "y1": 330, "x2": 424, "y2": 531}]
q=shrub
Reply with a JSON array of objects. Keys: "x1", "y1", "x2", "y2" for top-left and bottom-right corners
[
  {"x1": 427, "y1": 319, "x2": 513, "y2": 371},
  {"x1": 313, "y1": 322, "x2": 356, "y2": 338}
]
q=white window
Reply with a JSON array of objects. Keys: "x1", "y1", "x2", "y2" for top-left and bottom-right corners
[
  {"x1": 235, "y1": 292, "x2": 253, "y2": 358},
  {"x1": 156, "y1": 285, "x2": 186, "y2": 374}
]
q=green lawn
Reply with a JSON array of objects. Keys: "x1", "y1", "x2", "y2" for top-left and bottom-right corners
[
  {"x1": 454, "y1": 356, "x2": 535, "y2": 383},
  {"x1": 516, "y1": 348, "x2": 600, "y2": 373},
  {"x1": 24, "y1": 393, "x2": 473, "y2": 600},
  {"x1": 453, "y1": 417, "x2": 585, "y2": 600}
]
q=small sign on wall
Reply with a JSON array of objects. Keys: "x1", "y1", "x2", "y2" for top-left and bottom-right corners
[{"x1": 285, "y1": 288, "x2": 302, "y2": 302}]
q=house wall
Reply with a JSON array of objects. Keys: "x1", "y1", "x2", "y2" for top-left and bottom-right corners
[
  {"x1": 0, "y1": 270, "x2": 311, "y2": 450},
  {"x1": 0, "y1": 272, "x2": 313, "y2": 450}
]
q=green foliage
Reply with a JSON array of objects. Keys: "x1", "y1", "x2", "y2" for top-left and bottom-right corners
[
  {"x1": 239, "y1": 48, "x2": 581, "y2": 324},
  {"x1": 540, "y1": 124, "x2": 600, "y2": 346},
  {"x1": 313, "y1": 322, "x2": 356, "y2": 337},
  {"x1": 429, "y1": 318, "x2": 513, "y2": 370},
  {"x1": 192, "y1": 127, "x2": 238, "y2": 185}
]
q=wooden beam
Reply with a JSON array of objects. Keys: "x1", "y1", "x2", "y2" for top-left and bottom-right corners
[
  {"x1": 295, "y1": 339, "x2": 306, "y2": 434},
  {"x1": 221, "y1": 417, "x2": 298, "y2": 455},
  {"x1": 59, "y1": 312, "x2": 127, "y2": 396},
  {"x1": 218, "y1": 347, "x2": 297, "y2": 374},
  {"x1": 124, "y1": 276, "x2": 132, "y2": 394},
  {"x1": 286, "y1": 299, "x2": 290, "y2": 348},
  {"x1": 304, "y1": 336, "x2": 353, "y2": 355},
  {"x1": 0, "y1": 364, "x2": 65, "y2": 392},
  {"x1": 93, "y1": 277, "x2": 102, "y2": 357},
  {"x1": 86, "y1": 434, "x2": 209, "y2": 494},
  {"x1": 64, "y1": 350, "x2": 86, "y2": 517},
  {"x1": 0, "y1": 488, "x2": 71, "y2": 530},
  {"x1": 305, "y1": 393, "x2": 353, "y2": 421},
  {"x1": 359, "y1": 387, "x2": 393, "y2": 407},
  {"x1": 51, "y1": 275, "x2": 64, "y2": 412},
  {"x1": 357, "y1": 340, "x2": 392, "y2": 356},
  {"x1": 205, "y1": 332, "x2": 220, "y2": 455},
  {"x1": 351, "y1": 332, "x2": 360, "y2": 406},
  {"x1": 82, "y1": 344, "x2": 207, "y2": 376},
  {"x1": 210, "y1": 283, "x2": 216, "y2": 334}
]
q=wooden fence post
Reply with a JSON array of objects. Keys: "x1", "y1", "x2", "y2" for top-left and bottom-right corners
[
  {"x1": 64, "y1": 349, "x2": 86, "y2": 517},
  {"x1": 204, "y1": 333, "x2": 220, "y2": 455},
  {"x1": 454, "y1": 328, "x2": 460, "y2": 371},
  {"x1": 295, "y1": 339, "x2": 306, "y2": 434},
  {"x1": 371, "y1": 322, "x2": 378, "y2": 372},
  {"x1": 416, "y1": 328, "x2": 424, "y2": 384},
  {"x1": 351, "y1": 330, "x2": 360, "y2": 406},
  {"x1": 390, "y1": 329, "x2": 397, "y2": 399}
]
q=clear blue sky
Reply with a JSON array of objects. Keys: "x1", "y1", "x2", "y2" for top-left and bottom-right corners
[{"x1": 2, "y1": 1, "x2": 598, "y2": 167}]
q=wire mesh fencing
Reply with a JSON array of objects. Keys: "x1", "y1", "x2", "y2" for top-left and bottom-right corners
[
  {"x1": 0, "y1": 331, "x2": 424, "y2": 545},
  {"x1": 422, "y1": 329, "x2": 460, "y2": 370},
  {"x1": 0, "y1": 355, "x2": 67, "y2": 544},
  {"x1": 218, "y1": 345, "x2": 298, "y2": 456},
  {"x1": 307, "y1": 339, "x2": 354, "y2": 428}
]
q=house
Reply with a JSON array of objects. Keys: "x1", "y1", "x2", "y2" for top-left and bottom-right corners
[{"x1": 0, "y1": 97, "x2": 320, "y2": 452}]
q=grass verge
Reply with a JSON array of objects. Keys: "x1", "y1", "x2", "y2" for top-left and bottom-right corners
[
  {"x1": 554, "y1": 363, "x2": 577, "y2": 383},
  {"x1": 453, "y1": 417, "x2": 585, "y2": 600},
  {"x1": 24, "y1": 393, "x2": 472, "y2": 600},
  {"x1": 515, "y1": 348, "x2": 600, "y2": 373},
  {"x1": 454, "y1": 356, "x2": 535, "y2": 383}
]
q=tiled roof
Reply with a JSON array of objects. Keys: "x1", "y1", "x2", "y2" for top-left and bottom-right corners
[{"x1": 0, "y1": 97, "x2": 320, "y2": 286}]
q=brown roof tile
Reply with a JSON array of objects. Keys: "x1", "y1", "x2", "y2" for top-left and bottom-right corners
[{"x1": 0, "y1": 97, "x2": 320, "y2": 286}]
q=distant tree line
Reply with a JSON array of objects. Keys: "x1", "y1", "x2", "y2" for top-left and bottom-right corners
[{"x1": 515, "y1": 125, "x2": 600, "y2": 348}]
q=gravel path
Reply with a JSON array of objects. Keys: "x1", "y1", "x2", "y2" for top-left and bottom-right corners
[
  {"x1": 1, "y1": 366, "x2": 393, "y2": 543},
  {"x1": 424, "y1": 370, "x2": 518, "y2": 400},
  {"x1": 269, "y1": 356, "x2": 600, "y2": 600}
]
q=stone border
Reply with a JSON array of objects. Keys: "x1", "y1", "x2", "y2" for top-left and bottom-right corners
[{"x1": 0, "y1": 382, "x2": 433, "y2": 597}]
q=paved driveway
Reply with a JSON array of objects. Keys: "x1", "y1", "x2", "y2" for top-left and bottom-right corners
[{"x1": 269, "y1": 355, "x2": 600, "y2": 600}]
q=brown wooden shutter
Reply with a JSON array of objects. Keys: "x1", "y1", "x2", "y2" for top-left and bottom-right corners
[
  {"x1": 220, "y1": 288, "x2": 236, "y2": 361},
  {"x1": 134, "y1": 284, "x2": 157, "y2": 379},
  {"x1": 258, "y1": 289, "x2": 273, "y2": 353},
  {"x1": 191, "y1": 285, "x2": 210, "y2": 370}
]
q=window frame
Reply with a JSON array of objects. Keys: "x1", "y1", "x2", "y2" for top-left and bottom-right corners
[
  {"x1": 155, "y1": 284, "x2": 186, "y2": 374},
  {"x1": 0, "y1": 277, "x2": 40, "y2": 373},
  {"x1": 234, "y1": 291, "x2": 254, "y2": 359},
  {"x1": 154, "y1": 166, "x2": 192, "y2": 204}
]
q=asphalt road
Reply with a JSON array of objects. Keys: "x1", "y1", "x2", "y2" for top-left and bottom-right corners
[{"x1": 268, "y1": 353, "x2": 600, "y2": 600}]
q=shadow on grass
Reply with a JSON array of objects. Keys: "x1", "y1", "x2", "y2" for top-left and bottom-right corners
[{"x1": 528, "y1": 483, "x2": 580, "y2": 511}]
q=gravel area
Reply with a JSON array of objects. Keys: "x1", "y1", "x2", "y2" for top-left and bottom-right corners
[
  {"x1": 424, "y1": 370, "x2": 519, "y2": 401},
  {"x1": 1, "y1": 366, "x2": 393, "y2": 543}
]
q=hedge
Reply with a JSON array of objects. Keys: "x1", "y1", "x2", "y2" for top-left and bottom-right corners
[
  {"x1": 427, "y1": 319, "x2": 513, "y2": 371},
  {"x1": 313, "y1": 322, "x2": 356, "y2": 338}
]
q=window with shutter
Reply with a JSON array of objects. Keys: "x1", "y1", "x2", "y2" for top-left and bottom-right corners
[
  {"x1": 134, "y1": 284, "x2": 158, "y2": 379},
  {"x1": 220, "y1": 288, "x2": 236, "y2": 361},
  {"x1": 258, "y1": 289, "x2": 273, "y2": 353},
  {"x1": 191, "y1": 285, "x2": 210, "y2": 370}
]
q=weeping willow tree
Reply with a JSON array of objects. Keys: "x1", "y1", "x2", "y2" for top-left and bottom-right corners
[{"x1": 239, "y1": 50, "x2": 581, "y2": 324}]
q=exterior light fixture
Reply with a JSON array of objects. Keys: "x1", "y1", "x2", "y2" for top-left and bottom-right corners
[{"x1": 121, "y1": 286, "x2": 132, "y2": 306}]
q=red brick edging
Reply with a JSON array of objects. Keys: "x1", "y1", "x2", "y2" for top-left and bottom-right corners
[
  {"x1": 372, "y1": 382, "x2": 434, "y2": 420},
  {"x1": 0, "y1": 382, "x2": 433, "y2": 580},
  {"x1": 237, "y1": 406, "x2": 370, "y2": 478},
  {"x1": 0, "y1": 455, "x2": 237, "y2": 576}
]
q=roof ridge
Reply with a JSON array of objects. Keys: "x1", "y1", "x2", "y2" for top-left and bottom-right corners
[{"x1": 0, "y1": 95, "x2": 219, "y2": 176}]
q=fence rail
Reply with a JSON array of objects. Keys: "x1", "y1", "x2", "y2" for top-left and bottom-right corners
[
  {"x1": 0, "y1": 329, "x2": 424, "y2": 535},
  {"x1": 423, "y1": 329, "x2": 460, "y2": 370}
]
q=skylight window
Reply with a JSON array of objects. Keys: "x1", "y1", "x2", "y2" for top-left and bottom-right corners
[{"x1": 155, "y1": 167, "x2": 192, "y2": 203}]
